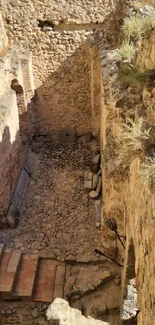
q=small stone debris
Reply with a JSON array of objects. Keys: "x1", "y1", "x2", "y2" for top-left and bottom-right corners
[
  {"x1": 97, "y1": 169, "x2": 102, "y2": 176},
  {"x1": 32, "y1": 308, "x2": 38, "y2": 318},
  {"x1": 42, "y1": 303, "x2": 48, "y2": 311},
  {"x1": 95, "y1": 222, "x2": 101, "y2": 228},
  {"x1": 31, "y1": 141, "x2": 44, "y2": 153},
  {"x1": 84, "y1": 171, "x2": 93, "y2": 181},
  {"x1": 77, "y1": 131, "x2": 92, "y2": 144},
  {"x1": 114, "y1": 275, "x2": 121, "y2": 285},
  {"x1": 84, "y1": 180, "x2": 93, "y2": 190},
  {"x1": 94, "y1": 200, "x2": 101, "y2": 223},
  {"x1": 92, "y1": 154, "x2": 101, "y2": 165},
  {"x1": 96, "y1": 176, "x2": 102, "y2": 195},
  {"x1": 90, "y1": 164, "x2": 100, "y2": 174},
  {"x1": 89, "y1": 190, "x2": 99, "y2": 199},
  {"x1": 89, "y1": 176, "x2": 102, "y2": 199},
  {"x1": 6, "y1": 204, "x2": 19, "y2": 228},
  {"x1": 92, "y1": 174, "x2": 99, "y2": 190}
]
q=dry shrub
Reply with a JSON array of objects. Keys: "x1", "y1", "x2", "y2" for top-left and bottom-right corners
[
  {"x1": 122, "y1": 14, "x2": 155, "y2": 41},
  {"x1": 117, "y1": 43, "x2": 136, "y2": 62},
  {"x1": 118, "y1": 117, "x2": 151, "y2": 166}
]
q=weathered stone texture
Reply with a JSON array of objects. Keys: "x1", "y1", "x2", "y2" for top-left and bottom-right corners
[
  {"x1": 46, "y1": 298, "x2": 109, "y2": 325},
  {"x1": 1, "y1": 141, "x2": 103, "y2": 261},
  {"x1": 35, "y1": 44, "x2": 101, "y2": 136},
  {"x1": 100, "y1": 24, "x2": 155, "y2": 325},
  {"x1": 0, "y1": 0, "x2": 124, "y2": 138},
  {"x1": 0, "y1": 20, "x2": 26, "y2": 215},
  {"x1": 1, "y1": 0, "x2": 121, "y2": 85}
]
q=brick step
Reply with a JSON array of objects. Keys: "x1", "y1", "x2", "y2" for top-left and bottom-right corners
[
  {"x1": 12, "y1": 255, "x2": 38, "y2": 299},
  {"x1": 33, "y1": 259, "x2": 57, "y2": 302},
  {"x1": 0, "y1": 249, "x2": 12, "y2": 294},
  {"x1": 53, "y1": 264, "x2": 66, "y2": 300},
  {"x1": 0, "y1": 243, "x2": 5, "y2": 260},
  {"x1": 0, "y1": 249, "x2": 22, "y2": 294}
]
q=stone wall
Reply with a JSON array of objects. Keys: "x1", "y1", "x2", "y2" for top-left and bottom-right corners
[
  {"x1": 1, "y1": 0, "x2": 122, "y2": 86},
  {"x1": 34, "y1": 43, "x2": 102, "y2": 136},
  {"x1": 0, "y1": 14, "x2": 31, "y2": 216},
  {"x1": 0, "y1": 0, "x2": 124, "y2": 137}
]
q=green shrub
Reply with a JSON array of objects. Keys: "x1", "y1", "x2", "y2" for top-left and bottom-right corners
[
  {"x1": 139, "y1": 155, "x2": 155, "y2": 186},
  {"x1": 117, "y1": 43, "x2": 136, "y2": 62},
  {"x1": 119, "y1": 65, "x2": 155, "y2": 87},
  {"x1": 122, "y1": 14, "x2": 155, "y2": 41}
]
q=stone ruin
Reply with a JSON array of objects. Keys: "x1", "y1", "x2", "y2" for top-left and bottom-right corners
[{"x1": 0, "y1": 1, "x2": 155, "y2": 325}]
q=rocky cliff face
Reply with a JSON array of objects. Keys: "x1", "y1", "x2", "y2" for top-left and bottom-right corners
[{"x1": 99, "y1": 2, "x2": 155, "y2": 324}]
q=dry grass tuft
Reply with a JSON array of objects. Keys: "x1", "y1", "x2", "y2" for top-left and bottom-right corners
[
  {"x1": 116, "y1": 43, "x2": 136, "y2": 62},
  {"x1": 122, "y1": 14, "x2": 155, "y2": 41},
  {"x1": 118, "y1": 118, "x2": 151, "y2": 165},
  {"x1": 139, "y1": 155, "x2": 155, "y2": 186},
  {"x1": 119, "y1": 65, "x2": 155, "y2": 87}
]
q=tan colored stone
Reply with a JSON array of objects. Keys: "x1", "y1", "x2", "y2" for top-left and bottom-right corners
[
  {"x1": 92, "y1": 174, "x2": 99, "y2": 190},
  {"x1": 89, "y1": 190, "x2": 99, "y2": 199},
  {"x1": 84, "y1": 180, "x2": 93, "y2": 190},
  {"x1": 84, "y1": 171, "x2": 93, "y2": 181}
]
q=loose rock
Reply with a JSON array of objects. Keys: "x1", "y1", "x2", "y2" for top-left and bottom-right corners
[
  {"x1": 84, "y1": 180, "x2": 93, "y2": 190},
  {"x1": 92, "y1": 174, "x2": 99, "y2": 190},
  {"x1": 92, "y1": 154, "x2": 101, "y2": 165},
  {"x1": 32, "y1": 308, "x2": 38, "y2": 318}
]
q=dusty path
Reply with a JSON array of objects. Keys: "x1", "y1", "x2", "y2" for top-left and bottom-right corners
[
  {"x1": 0, "y1": 140, "x2": 122, "y2": 324},
  {"x1": 1, "y1": 141, "x2": 103, "y2": 262}
]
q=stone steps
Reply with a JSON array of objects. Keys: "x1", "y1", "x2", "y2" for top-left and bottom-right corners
[
  {"x1": 0, "y1": 249, "x2": 13, "y2": 294},
  {"x1": 12, "y1": 255, "x2": 39, "y2": 299},
  {"x1": 0, "y1": 243, "x2": 5, "y2": 259},
  {"x1": 33, "y1": 259, "x2": 56, "y2": 302},
  {"x1": 0, "y1": 249, "x2": 21, "y2": 294},
  {"x1": 0, "y1": 245, "x2": 66, "y2": 302}
]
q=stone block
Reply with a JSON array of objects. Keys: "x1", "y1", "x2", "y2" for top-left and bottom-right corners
[
  {"x1": 6, "y1": 204, "x2": 19, "y2": 228},
  {"x1": 94, "y1": 200, "x2": 101, "y2": 223},
  {"x1": 92, "y1": 174, "x2": 99, "y2": 190},
  {"x1": 92, "y1": 154, "x2": 101, "y2": 165},
  {"x1": 84, "y1": 180, "x2": 93, "y2": 190},
  {"x1": 90, "y1": 164, "x2": 100, "y2": 174},
  {"x1": 77, "y1": 131, "x2": 92, "y2": 144},
  {"x1": 89, "y1": 190, "x2": 99, "y2": 199},
  {"x1": 84, "y1": 171, "x2": 93, "y2": 181},
  {"x1": 96, "y1": 176, "x2": 102, "y2": 195}
]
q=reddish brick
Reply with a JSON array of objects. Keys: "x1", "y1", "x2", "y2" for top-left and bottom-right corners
[
  {"x1": 0, "y1": 249, "x2": 12, "y2": 290},
  {"x1": 0, "y1": 249, "x2": 21, "y2": 294},
  {"x1": 33, "y1": 259, "x2": 56, "y2": 302},
  {"x1": 53, "y1": 265, "x2": 66, "y2": 299},
  {"x1": 0, "y1": 243, "x2": 5, "y2": 260},
  {"x1": 13, "y1": 255, "x2": 38, "y2": 299}
]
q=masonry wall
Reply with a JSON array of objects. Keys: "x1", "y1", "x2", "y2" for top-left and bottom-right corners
[
  {"x1": 0, "y1": 93, "x2": 23, "y2": 215},
  {"x1": 1, "y1": 0, "x2": 121, "y2": 86},
  {"x1": 0, "y1": 14, "x2": 28, "y2": 216},
  {"x1": 35, "y1": 43, "x2": 102, "y2": 136},
  {"x1": 0, "y1": 0, "x2": 123, "y2": 137}
]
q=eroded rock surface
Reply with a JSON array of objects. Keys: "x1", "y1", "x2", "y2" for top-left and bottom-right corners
[{"x1": 46, "y1": 298, "x2": 109, "y2": 325}]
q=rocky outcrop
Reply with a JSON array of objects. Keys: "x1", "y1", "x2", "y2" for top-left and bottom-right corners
[{"x1": 46, "y1": 298, "x2": 109, "y2": 325}]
